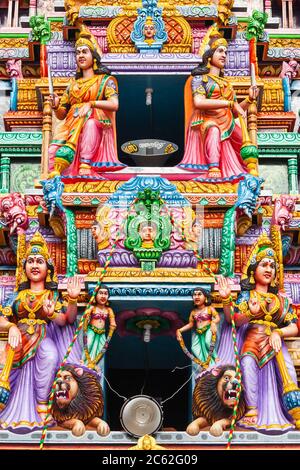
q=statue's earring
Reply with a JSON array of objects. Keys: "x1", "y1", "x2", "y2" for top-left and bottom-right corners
[
  {"x1": 46, "y1": 269, "x2": 51, "y2": 283},
  {"x1": 270, "y1": 277, "x2": 277, "y2": 288},
  {"x1": 249, "y1": 271, "x2": 255, "y2": 284},
  {"x1": 207, "y1": 57, "x2": 211, "y2": 69},
  {"x1": 93, "y1": 58, "x2": 98, "y2": 71}
]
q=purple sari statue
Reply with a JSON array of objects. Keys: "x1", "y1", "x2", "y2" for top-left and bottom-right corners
[
  {"x1": 0, "y1": 232, "x2": 82, "y2": 432},
  {"x1": 218, "y1": 231, "x2": 299, "y2": 433}
]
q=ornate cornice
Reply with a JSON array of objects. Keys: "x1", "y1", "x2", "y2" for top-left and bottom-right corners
[
  {"x1": 0, "y1": 132, "x2": 42, "y2": 154},
  {"x1": 85, "y1": 267, "x2": 215, "y2": 282},
  {"x1": 267, "y1": 48, "x2": 300, "y2": 60},
  {"x1": 79, "y1": 6, "x2": 123, "y2": 18},
  {"x1": 257, "y1": 132, "x2": 300, "y2": 149}
]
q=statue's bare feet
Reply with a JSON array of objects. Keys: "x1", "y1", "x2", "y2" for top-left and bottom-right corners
[
  {"x1": 240, "y1": 408, "x2": 258, "y2": 426},
  {"x1": 79, "y1": 163, "x2": 104, "y2": 178},
  {"x1": 38, "y1": 411, "x2": 54, "y2": 425},
  {"x1": 208, "y1": 167, "x2": 222, "y2": 179}
]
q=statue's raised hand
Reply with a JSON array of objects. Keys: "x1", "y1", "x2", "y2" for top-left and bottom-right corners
[
  {"x1": 217, "y1": 275, "x2": 231, "y2": 299},
  {"x1": 67, "y1": 275, "x2": 81, "y2": 300},
  {"x1": 249, "y1": 292, "x2": 260, "y2": 315}
]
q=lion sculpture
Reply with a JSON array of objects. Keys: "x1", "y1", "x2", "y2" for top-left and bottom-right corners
[
  {"x1": 52, "y1": 364, "x2": 110, "y2": 437},
  {"x1": 187, "y1": 365, "x2": 246, "y2": 437}
]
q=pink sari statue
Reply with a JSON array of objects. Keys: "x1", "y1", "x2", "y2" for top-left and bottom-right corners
[
  {"x1": 178, "y1": 29, "x2": 258, "y2": 180},
  {"x1": 48, "y1": 26, "x2": 125, "y2": 178}
]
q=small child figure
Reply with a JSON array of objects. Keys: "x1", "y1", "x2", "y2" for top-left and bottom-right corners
[
  {"x1": 176, "y1": 288, "x2": 220, "y2": 366},
  {"x1": 82, "y1": 285, "x2": 116, "y2": 370}
]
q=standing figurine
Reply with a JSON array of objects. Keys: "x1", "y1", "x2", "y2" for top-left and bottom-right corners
[
  {"x1": 218, "y1": 231, "x2": 299, "y2": 431},
  {"x1": 176, "y1": 288, "x2": 220, "y2": 368},
  {"x1": 48, "y1": 25, "x2": 125, "y2": 177},
  {"x1": 178, "y1": 26, "x2": 259, "y2": 178},
  {"x1": 82, "y1": 286, "x2": 116, "y2": 371},
  {"x1": 0, "y1": 232, "x2": 81, "y2": 430}
]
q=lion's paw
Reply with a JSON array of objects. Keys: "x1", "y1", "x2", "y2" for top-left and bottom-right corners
[
  {"x1": 209, "y1": 422, "x2": 224, "y2": 437},
  {"x1": 186, "y1": 423, "x2": 200, "y2": 436},
  {"x1": 72, "y1": 421, "x2": 86, "y2": 437},
  {"x1": 97, "y1": 420, "x2": 110, "y2": 437}
]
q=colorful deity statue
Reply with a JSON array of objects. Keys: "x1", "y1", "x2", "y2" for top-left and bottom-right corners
[
  {"x1": 178, "y1": 27, "x2": 259, "y2": 179},
  {"x1": 143, "y1": 17, "x2": 156, "y2": 45},
  {"x1": 0, "y1": 232, "x2": 81, "y2": 430},
  {"x1": 218, "y1": 229, "x2": 299, "y2": 432},
  {"x1": 82, "y1": 286, "x2": 116, "y2": 371},
  {"x1": 177, "y1": 288, "x2": 220, "y2": 369},
  {"x1": 48, "y1": 25, "x2": 125, "y2": 177}
]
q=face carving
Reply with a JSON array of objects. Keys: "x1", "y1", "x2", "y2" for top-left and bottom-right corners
[
  {"x1": 76, "y1": 45, "x2": 93, "y2": 70},
  {"x1": 255, "y1": 257, "x2": 276, "y2": 286},
  {"x1": 216, "y1": 369, "x2": 240, "y2": 408},
  {"x1": 25, "y1": 255, "x2": 47, "y2": 283},
  {"x1": 55, "y1": 370, "x2": 80, "y2": 408},
  {"x1": 211, "y1": 46, "x2": 227, "y2": 69}
]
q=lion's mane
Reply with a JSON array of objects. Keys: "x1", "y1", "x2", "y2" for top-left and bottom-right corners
[
  {"x1": 192, "y1": 365, "x2": 246, "y2": 424},
  {"x1": 52, "y1": 364, "x2": 104, "y2": 425}
]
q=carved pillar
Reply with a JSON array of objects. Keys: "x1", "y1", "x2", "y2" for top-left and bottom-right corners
[
  {"x1": 247, "y1": 102, "x2": 258, "y2": 146},
  {"x1": 0, "y1": 156, "x2": 10, "y2": 194},
  {"x1": 7, "y1": 0, "x2": 13, "y2": 27},
  {"x1": 264, "y1": 0, "x2": 272, "y2": 17},
  {"x1": 29, "y1": 0, "x2": 37, "y2": 18},
  {"x1": 282, "y1": 0, "x2": 294, "y2": 28},
  {"x1": 282, "y1": 0, "x2": 288, "y2": 28},
  {"x1": 13, "y1": 0, "x2": 19, "y2": 27},
  {"x1": 288, "y1": 158, "x2": 299, "y2": 194},
  {"x1": 41, "y1": 100, "x2": 52, "y2": 179},
  {"x1": 288, "y1": 0, "x2": 294, "y2": 28}
]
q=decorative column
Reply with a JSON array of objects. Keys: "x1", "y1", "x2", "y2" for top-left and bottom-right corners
[
  {"x1": 288, "y1": 0, "x2": 294, "y2": 28},
  {"x1": 0, "y1": 156, "x2": 10, "y2": 194},
  {"x1": 288, "y1": 158, "x2": 299, "y2": 194},
  {"x1": 282, "y1": 0, "x2": 288, "y2": 28},
  {"x1": 264, "y1": 0, "x2": 272, "y2": 17},
  {"x1": 29, "y1": 0, "x2": 37, "y2": 18},
  {"x1": 7, "y1": 0, "x2": 13, "y2": 27},
  {"x1": 41, "y1": 100, "x2": 52, "y2": 179},
  {"x1": 247, "y1": 102, "x2": 258, "y2": 146},
  {"x1": 282, "y1": 0, "x2": 294, "y2": 28},
  {"x1": 13, "y1": 0, "x2": 19, "y2": 27}
]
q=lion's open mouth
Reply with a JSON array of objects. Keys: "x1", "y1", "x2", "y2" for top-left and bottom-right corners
[
  {"x1": 224, "y1": 390, "x2": 237, "y2": 400},
  {"x1": 55, "y1": 390, "x2": 69, "y2": 401}
]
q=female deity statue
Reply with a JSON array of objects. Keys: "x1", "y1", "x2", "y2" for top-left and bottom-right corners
[
  {"x1": 48, "y1": 26, "x2": 125, "y2": 177},
  {"x1": 0, "y1": 232, "x2": 81, "y2": 430},
  {"x1": 176, "y1": 288, "x2": 220, "y2": 367},
  {"x1": 218, "y1": 232, "x2": 299, "y2": 431},
  {"x1": 178, "y1": 28, "x2": 259, "y2": 179},
  {"x1": 82, "y1": 286, "x2": 116, "y2": 371}
]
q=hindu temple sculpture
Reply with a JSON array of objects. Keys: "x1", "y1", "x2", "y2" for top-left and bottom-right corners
[
  {"x1": 48, "y1": 26, "x2": 125, "y2": 177},
  {"x1": 0, "y1": 232, "x2": 81, "y2": 429},
  {"x1": 178, "y1": 26, "x2": 259, "y2": 180},
  {"x1": 177, "y1": 288, "x2": 220, "y2": 368},
  {"x1": 82, "y1": 285, "x2": 116, "y2": 371},
  {"x1": 218, "y1": 228, "x2": 299, "y2": 432},
  {"x1": 0, "y1": 0, "x2": 300, "y2": 453}
]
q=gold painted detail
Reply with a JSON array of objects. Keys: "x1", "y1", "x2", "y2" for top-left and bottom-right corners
[
  {"x1": 162, "y1": 17, "x2": 192, "y2": 53},
  {"x1": 63, "y1": 181, "x2": 121, "y2": 193},
  {"x1": 25, "y1": 206, "x2": 38, "y2": 217},
  {"x1": 107, "y1": 17, "x2": 136, "y2": 53},
  {"x1": 269, "y1": 38, "x2": 300, "y2": 48},
  {"x1": 0, "y1": 38, "x2": 28, "y2": 48},
  {"x1": 17, "y1": 79, "x2": 39, "y2": 111},
  {"x1": 86, "y1": 267, "x2": 215, "y2": 281},
  {"x1": 174, "y1": 181, "x2": 238, "y2": 193},
  {"x1": 261, "y1": 79, "x2": 284, "y2": 112}
]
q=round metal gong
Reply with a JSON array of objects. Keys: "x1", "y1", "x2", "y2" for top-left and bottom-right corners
[{"x1": 120, "y1": 395, "x2": 163, "y2": 437}]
